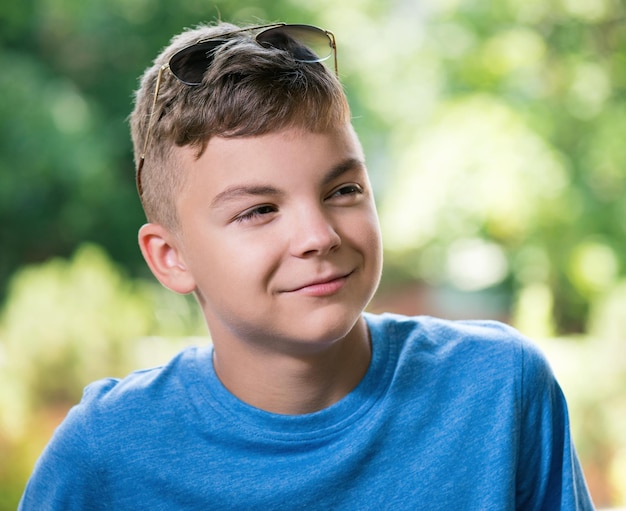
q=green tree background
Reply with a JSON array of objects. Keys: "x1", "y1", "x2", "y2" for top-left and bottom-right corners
[{"x1": 1, "y1": 0, "x2": 625, "y2": 507}]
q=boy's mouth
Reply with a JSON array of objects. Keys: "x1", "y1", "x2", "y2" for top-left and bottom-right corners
[{"x1": 283, "y1": 271, "x2": 354, "y2": 296}]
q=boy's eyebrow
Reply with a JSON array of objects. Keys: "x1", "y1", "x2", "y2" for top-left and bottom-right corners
[
  {"x1": 210, "y1": 185, "x2": 284, "y2": 208},
  {"x1": 322, "y1": 157, "x2": 366, "y2": 185},
  {"x1": 210, "y1": 157, "x2": 366, "y2": 208}
]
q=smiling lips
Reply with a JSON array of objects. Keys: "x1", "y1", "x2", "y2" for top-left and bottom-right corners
[{"x1": 286, "y1": 272, "x2": 353, "y2": 297}]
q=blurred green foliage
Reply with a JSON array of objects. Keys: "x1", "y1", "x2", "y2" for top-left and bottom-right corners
[
  {"x1": 364, "y1": 0, "x2": 626, "y2": 333},
  {"x1": 1, "y1": 0, "x2": 625, "y2": 508},
  {"x1": 1, "y1": 244, "x2": 204, "y2": 419}
]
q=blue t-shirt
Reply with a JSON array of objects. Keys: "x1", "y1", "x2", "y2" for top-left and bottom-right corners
[{"x1": 20, "y1": 313, "x2": 594, "y2": 510}]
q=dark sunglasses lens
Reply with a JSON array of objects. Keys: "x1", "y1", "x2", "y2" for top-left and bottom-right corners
[
  {"x1": 169, "y1": 40, "x2": 226, "y2": 85},
  {"x1": 256, "y1": 25, "x2": 333, "y2": 63}
]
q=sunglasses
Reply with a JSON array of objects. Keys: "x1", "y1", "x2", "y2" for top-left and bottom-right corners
[{"x1": 136, "y1": 23, "x2": 338, "y2": 197}]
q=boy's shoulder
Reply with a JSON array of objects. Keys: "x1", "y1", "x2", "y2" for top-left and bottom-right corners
[
  {"x1": 19, "y1": 346, "x2": 213, "y2": 508},
  {"x1": 365, "y1": 312, "x2": 551, "y2": 381},
  {"x1": 366, "y1": 311, "x2": 534, "y2": 351},
  {"x1": 66, "y1": 346, "x2": 207, "y2": 437},
  {"x1": 87, "y1": 345, "x2": 193, "y2": 391}
]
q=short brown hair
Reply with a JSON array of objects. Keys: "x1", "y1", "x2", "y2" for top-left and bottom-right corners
[{"x1": 129, "y1": 21, "x2": 351, "y2": 230}]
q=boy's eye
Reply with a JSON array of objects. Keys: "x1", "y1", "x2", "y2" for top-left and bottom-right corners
[
  {"x1": 234, "y1": 204, "x2": 277, "y2": 223},
  {"x1": 327, "y1": 184, "x2": 364, "y2": 200}
]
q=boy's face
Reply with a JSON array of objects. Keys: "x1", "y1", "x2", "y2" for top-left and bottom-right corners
[{"x1": 167, "y1": 125, "x2": 382, "y2": 352}]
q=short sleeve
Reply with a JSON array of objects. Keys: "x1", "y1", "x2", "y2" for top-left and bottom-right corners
[
  {"x1": 18, "y1": 381, "x2": 115, "y2": 510},
  {"x1": 515, "y1": 340, "x2": 594, "y2": 510}
]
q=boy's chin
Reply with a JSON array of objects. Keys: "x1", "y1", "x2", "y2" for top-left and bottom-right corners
[{"x1": 274, "y1": 310, "x2": 366, "y2": 352}]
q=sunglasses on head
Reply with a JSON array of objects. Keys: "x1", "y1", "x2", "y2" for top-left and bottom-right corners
[{"x1": 136, "y1": 23, "x2": 338, "y2": 197}]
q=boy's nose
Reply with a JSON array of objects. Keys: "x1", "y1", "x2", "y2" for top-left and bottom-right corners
[{"x1": 289, "y1": 208, "x2": 341, "y2": 257}]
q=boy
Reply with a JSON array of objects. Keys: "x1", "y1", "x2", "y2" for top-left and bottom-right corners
[{"x1": 20, "y1": 21, "x2": 594, "y2": 509}]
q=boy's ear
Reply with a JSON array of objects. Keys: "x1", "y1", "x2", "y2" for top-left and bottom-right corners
[{"x1": 138, "y1": 223, "x2": 196, "y2": 294}]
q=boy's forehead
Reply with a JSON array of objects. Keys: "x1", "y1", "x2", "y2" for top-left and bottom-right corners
[
  {"x1": 174, "y1": 126, "x2": 365, "y2": 199},
  {"x1": 181, "y1": 125, "x2": 362, "y2": 172}
]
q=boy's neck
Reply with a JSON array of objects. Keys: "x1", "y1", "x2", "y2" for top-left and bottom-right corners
[{"x1": 210, "y1": 316, "x2": 371, "y2": 415}]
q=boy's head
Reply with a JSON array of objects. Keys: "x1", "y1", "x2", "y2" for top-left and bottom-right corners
[
  {"x1": 130, "y1": 22, "x2": 350, "y2": 230},
  {"x1": 132, "y1": 21, "x2": 383, "y2": 348}
]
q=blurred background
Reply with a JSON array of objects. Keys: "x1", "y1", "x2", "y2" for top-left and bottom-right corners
[{"x1": 1, "y1": 0, "x2": 625, "y2": 508}]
